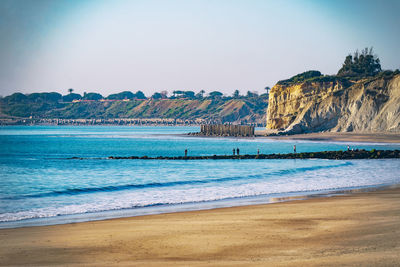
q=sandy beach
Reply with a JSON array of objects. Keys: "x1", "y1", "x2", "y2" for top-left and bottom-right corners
[
  {"x1": 1, "y1": 186, "x2": 399, "y2": 266},
  {"x1": 256, "y1": 131, "x2": 400, "y2": 143}
]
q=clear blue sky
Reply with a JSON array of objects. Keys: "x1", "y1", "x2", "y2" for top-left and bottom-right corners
[{"x1": 0, "y1": 0, "x2": 399, "y2": 97}]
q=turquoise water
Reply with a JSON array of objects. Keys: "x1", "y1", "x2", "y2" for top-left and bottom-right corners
[{"x1": 1, "y1": 126, "x2": 399, "y2": 227}]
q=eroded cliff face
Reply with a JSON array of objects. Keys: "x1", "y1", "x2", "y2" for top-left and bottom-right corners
[{"x1": 266, "y1": 74, "x2": 400, "y2": 133}]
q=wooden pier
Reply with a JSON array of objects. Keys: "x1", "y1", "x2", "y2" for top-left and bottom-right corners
[{"x1": 197, "y1": 124, "x2": 255, "y2": 137}]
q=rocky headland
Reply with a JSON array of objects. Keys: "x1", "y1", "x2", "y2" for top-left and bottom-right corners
[{"x1": 266, "y1": 71, "x2": 400, "y2": 135}]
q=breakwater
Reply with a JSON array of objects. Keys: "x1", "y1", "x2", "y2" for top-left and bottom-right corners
[
  {"x1": 67, "y1": 149, "x2": 400, "y2": 160},
  {"x1": 191, "y1": 124, "x2": 255, "y2": 137}
]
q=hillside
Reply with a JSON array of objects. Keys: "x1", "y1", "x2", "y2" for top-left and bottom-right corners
[
  {"x1": 0, "y1": 96, "x2": 268, "y2": 125},
  {"x1": 266, "y1": 71, "x2": 400, "y2": 134}
]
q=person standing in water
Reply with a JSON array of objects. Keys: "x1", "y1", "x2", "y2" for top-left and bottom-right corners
[
  {"x1": 293, "y1": 145, "x2": 296, "y2": 154},
  {"x1": 257, "y1": 149, "x2": 260, "y2": 155},
  {"x1": 233, "y1": 148, "x2": 235, "y2": 156},
  {"x1": 236, "y1": 148, "x2": 240, "y2": 155},
  {"x1": 184, "y1": 149, "x2": 188, "y2": 157}
]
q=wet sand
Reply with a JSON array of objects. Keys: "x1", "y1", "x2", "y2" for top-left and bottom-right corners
[
  {"x1": 257, "y1": 131, "x2": 400, "y2": 143},
  {"x1": 1, "y1": 186, "x2": 400, "y2": 266}
]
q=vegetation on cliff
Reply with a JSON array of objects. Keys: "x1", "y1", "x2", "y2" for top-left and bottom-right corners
[
  {"x1": 337, "y1": 47, "x2": 382, "y2": 78},
  {"x1": 277, "y1": 70, "x2": 323, "y2": 86},
  {"x1": 277, "y1": 48, "x2": 398, "y2": 88}
]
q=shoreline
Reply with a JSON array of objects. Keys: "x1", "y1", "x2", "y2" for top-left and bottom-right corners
[
  {"x1": 1, "y1": 183, "x2": 394, "y2": 230},
  {"x1": 259, "y1": 131, "x2": 400, "y2": 143},
  {"x1": 1, "y1": 184, "x2": 399, "y2": 265}
]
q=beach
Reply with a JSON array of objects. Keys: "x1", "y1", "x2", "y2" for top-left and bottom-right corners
[{"x1": 1, "y1": 186, "x2": 399, "y2": 266}]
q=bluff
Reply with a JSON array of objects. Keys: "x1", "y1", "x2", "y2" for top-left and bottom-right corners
[{"x1": 266, "y1": 73, "x2": 400, "y2": 134}]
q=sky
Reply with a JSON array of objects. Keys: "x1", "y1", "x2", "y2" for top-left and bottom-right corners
[{"x1": 0, "y1": 0, "x2": 399, "y2": 97}]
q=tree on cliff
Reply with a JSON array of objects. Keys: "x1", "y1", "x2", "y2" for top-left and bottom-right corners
[
  {"x1": 107, "y1": 91, "x2": 135, "y2": 100},
  {"x1": 246, "y1": 91, "x2": 258, "y2": 98},
  {"x1": 151, "y1": 92, "x2": 163, "y2": 99},
  {"x1": 62, "y1": 93, "x2": 81, "y2": 102},
  {"x1": 337, "y1": 47, "x2": 381, "y2": 77},
  {"x1": 135, "y1": 91, "x2": 146, "y2": 99},
  {"x1": 183, "y1": 91, "x2": 195, "y2": 99},
  {"x1": 107, "y1": 91, "x2": 146, "y2": 100},
  {"x1": 208, "y1": 91, "x2": 223, "y2": 99},
  {"x1": 28, "y1": 92, "x2": 62, "y2": 103},
  {"x1": 83, "y1": 92, "x2": 103, "y2": 100},
  {"x1": 196, "y1": 90, "x2": 205, "y2": 99},
  {"x1": 4, "y1": 93, "x2": 28, "y2": 103}
]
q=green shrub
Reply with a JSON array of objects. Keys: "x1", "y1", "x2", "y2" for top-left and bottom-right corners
[{"x1": 277, "y1": 70, "x2": 322, "y2": 85}]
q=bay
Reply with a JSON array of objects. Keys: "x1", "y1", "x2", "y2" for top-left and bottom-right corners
[{"x1": 1, "y1": 125, "x2": 399, "y2": 228}]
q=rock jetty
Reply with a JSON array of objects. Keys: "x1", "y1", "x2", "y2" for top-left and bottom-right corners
[{"x1": 101, "y1": 149, "x2": 400, "y2": 160}]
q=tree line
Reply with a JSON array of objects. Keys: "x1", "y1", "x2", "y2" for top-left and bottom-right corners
[{"x1": 1, "y1": 88, "x2": 269, "y2": 104}]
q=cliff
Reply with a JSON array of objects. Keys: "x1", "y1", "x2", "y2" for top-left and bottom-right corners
[{"x1": 266, "y1": 73, "x2": 400, "y2": 134}]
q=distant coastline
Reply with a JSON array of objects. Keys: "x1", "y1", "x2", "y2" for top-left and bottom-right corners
[
  {"x1": 0, "y1": 118, "x2": 231, "y2": 126},
  {"x1": 0, "y1": 93, "x2": 268, "y2": 126}
]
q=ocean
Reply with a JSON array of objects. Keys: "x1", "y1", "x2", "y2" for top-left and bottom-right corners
[{"x1": 1, "y1": 125, "x2": 399, "y2": 228}]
